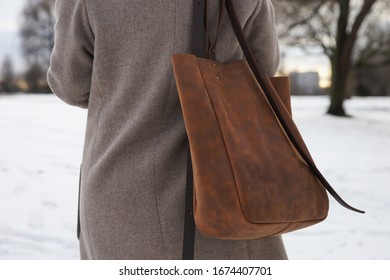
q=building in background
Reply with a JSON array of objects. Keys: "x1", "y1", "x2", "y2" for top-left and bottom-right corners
[{"x1": 289, "y1": 71, "x2": 323, "y2": 95}]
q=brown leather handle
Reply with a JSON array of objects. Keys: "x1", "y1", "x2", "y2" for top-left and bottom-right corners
[{"x1": 224, "y1": 0, "x2": 364, "y2": 214}]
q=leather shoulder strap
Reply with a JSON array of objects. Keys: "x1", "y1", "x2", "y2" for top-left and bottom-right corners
[{"x1": 224, "y1": 0, "x2": 364, "y2": 214}]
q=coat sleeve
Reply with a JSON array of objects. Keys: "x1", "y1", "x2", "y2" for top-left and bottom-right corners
[
  {"x1": 244, "y1": 0, "x2": 280, "y2": 76},
  {"x1": 47, "y1": 0, "x2": 94, "y2": 109}
]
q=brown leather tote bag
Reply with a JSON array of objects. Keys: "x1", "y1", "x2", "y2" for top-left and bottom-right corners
[{"x1": 172, "y1": 0, "x2": 364, "y2": 259}]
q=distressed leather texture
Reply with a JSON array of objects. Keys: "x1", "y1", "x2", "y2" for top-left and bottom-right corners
[{"x1": 171, "y1": 54, "x2": 329, "y2": 239}]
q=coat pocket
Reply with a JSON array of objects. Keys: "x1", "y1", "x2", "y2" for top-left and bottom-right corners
[{"x1": 77, "y1": 163, "x2": 82, "y2": 240}]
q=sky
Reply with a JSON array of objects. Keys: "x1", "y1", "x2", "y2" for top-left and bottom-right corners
[
  {"x1": 0, "y1": 0, "x2": 23, "y2": 33},
  {"x1": 0, "y1": 0, "x2": 331, "y2": 86},
  {"x1": 0, "y1": 0, "x2": 25, "y2": 72}
]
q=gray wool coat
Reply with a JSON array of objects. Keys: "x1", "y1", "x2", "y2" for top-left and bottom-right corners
[{"x1": 47, "y1": 0, "x2": 288, "y2": 260}]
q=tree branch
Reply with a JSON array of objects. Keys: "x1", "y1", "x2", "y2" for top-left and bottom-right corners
[
  {"x1": 349, "y1": 0, "x2": 377, "y2": 41},
  {"x1": 278, "y1": 0, "x2": 327, "y2": 38}
]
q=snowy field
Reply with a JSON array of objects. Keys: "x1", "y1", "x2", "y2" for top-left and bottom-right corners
[{"x1": 0, "y1": 94, "x2": 389, "y2": 260}]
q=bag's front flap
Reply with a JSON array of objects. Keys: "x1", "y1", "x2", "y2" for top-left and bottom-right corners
[{"x1": 194, "y1": 56, "x2": 329, "y2": 223}]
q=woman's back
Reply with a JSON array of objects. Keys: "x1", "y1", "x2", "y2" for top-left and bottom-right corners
[{"x1": 48, "y1": 0, "x2": 286, "y2": 259}]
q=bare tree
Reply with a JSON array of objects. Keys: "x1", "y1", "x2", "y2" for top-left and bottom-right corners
[
  {"x1": 274, "y1": 0, "x2": 387, "y2": 116},
  {"x1": 20, "y1": 0, "x2": 55, "y2": 92},
  {"x1": 1, "y1": 55, "x2": 16, "y2": 93}
]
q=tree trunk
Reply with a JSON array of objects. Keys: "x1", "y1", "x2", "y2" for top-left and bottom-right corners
[
  {"x1": 327, "y1": 0, "x2": 349, "y2": 116},
  {"x1": 328, "y1": 57, "x2": 348, "y2": 116},
  {"x1": 327, "y1": 0, "x2": 377, "y2": 116}
]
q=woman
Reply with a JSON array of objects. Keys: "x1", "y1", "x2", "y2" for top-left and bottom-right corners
[{"x1": 47, "y1": 0, "x2": 287, "y2": 260}]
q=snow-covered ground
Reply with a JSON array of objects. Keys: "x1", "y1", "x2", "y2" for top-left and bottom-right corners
[{"x1": 0, "y1": 94, "x2": 389, "y2": 260}]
